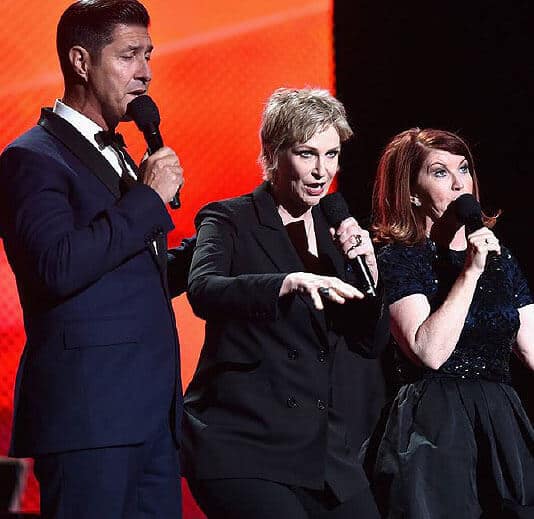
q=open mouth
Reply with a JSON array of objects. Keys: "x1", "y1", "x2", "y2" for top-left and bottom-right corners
[{"x1": 304, "y1": 182, "x2": 326, "y2": 196}]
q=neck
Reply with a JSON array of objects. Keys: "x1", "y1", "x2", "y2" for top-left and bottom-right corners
[
  {"x1": 277, "y1": 203, "x2": 313, "y2": 226},
  {"x1": 63, "y1": 87, "x2": 115, "y2": 131},
  {"x1": 270, "y1": 182, "x2": 312, "y2": 219}
]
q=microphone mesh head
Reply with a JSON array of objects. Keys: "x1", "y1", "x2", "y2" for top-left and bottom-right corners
[
  {"x1": 126, "y1": 95, "x2": 160, "y2": 130},
  {"x1": 453, "y1": 193, "x2": 482, "y2": 233},
  {"x1": 320, "y1": 192, "x2": 350, "y2": 228},
  {"x1": 454, "y1": 194, "x2": 481, "y2": 222}
]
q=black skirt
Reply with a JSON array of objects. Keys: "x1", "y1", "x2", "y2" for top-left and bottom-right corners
[{"x1": 362, "y1": 377, "x2": 534, "y2": 518}]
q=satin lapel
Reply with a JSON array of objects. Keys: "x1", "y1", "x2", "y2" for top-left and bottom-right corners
[
  {"x1": 38, "y1": 108, "x2": 121, "y2": 198},
  {"x1": 252, "y1": 183, "x2": 328, "y2": 343},
  {"x1": 251, "y1": 183, "x2": 303, "y2": 273},
  {"x1": 121, "y1": 148, "x2": 141, "y2": 177}
]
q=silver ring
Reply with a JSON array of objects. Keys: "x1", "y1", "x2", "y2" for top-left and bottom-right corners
[
  {"x1": 347, "y1": 244, "x2": 358, "y2": 253},
  {"x1": 352, "y1": 234, "x2": 363, "y2": 247},
  {"x1": 318, "y1": 287, "x2": 330, "y2": 298}
]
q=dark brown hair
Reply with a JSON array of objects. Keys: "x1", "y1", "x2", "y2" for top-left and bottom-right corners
[{"x1": 57, "y1": 0, "x2": 149, "y2": 83}]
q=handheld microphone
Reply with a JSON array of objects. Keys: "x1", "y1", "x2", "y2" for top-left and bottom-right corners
[
  {"x1": 453, "y1": 193, "x2": 483, "y2": 234},
  {"x1": 126, "y1": 95, "x2": 180, "y2": 209},
  {"x1": 453, "y1": 193, "x2": 499, "y2": 266},
  {"x1": 320, "y1": 192, "x2": 377, "y2": 298}
]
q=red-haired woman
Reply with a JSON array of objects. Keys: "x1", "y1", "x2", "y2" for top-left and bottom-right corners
[{"x1": 364, "y1": 128, "x2": 534, "y2": 518}]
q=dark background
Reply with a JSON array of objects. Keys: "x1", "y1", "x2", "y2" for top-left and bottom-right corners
[{"x1": 334, "y1": 0, "x2": 534, "y2": 416}]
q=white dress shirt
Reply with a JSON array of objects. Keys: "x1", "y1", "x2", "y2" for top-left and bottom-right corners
[{"x1": 53, "y1": 99, "x2": 136, "y2": 179}]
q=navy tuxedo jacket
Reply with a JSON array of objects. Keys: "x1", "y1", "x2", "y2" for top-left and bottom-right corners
[{"x1": 0, "y1": 109, "x2": 190, "y2": 457}]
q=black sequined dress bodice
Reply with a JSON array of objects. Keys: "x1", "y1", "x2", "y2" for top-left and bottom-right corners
[{"x1": 378, "y1": 239, "x2": 533, "y2": 384}]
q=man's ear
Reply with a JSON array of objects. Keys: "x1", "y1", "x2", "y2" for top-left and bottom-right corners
[
  {"x1": 410, "y1": 194, "x2": 422, "y2": 207},
  {"x1": 68, "y1": 45, "x2": 91, "y2": 81}
]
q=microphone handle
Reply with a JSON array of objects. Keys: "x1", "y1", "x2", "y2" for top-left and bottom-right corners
[
  {"x1": 351, "y1": 255, "x2": 377, "y2": 298},
  {"x1": 464, "y1": 220, "x2": 500, "y2": 266},
  {"x1": 144, "y1": 126, "x2": 181, "y2": 209}
]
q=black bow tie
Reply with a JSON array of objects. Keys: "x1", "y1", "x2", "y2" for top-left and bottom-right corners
[{"x1": 95, "y1": 130, "x2": 126, "y2": 150}]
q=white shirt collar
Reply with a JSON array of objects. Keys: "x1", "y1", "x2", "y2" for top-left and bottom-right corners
[
  {"x1": 52, "y1": 99, "x2": 135, "y2": 178},
  {"x1": 53, "y1": 99, "x2": 104, "y2": 150}
]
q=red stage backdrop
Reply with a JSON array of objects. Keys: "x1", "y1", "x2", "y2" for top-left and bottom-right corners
[{"x1": 0, "y1": 0, "x2": 333, "y2": 514}]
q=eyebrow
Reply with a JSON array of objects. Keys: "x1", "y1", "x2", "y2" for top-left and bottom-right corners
[
  {"x1": 427, "y1": 156, "x2": 467, "y2": 169},
  {"x1": 293, "y1": 145, "x2": 340, "y2": 152},
  {"x1": 125, "y1": 43, "x2": 153, "y2": 52}
]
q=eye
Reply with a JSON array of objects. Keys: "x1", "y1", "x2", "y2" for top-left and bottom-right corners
[
  {"x1": 296, "y1": 150, "x2": 314, "y2": 159},
  {"x1": 121, "y1": 54, "x2": 134, "y2": 61},
  {"x1": 433, "y1": 168, "x2": 447, "y2": 178},
  {"x1": 145, "y1": 53, "x2": 151, "y2": 62},
  {"x1": 326, "y1": 150, "x2": 339, "y2": 159},
  {"x1": 459, "y1": 163, "x2": 470, "y2": 174}
]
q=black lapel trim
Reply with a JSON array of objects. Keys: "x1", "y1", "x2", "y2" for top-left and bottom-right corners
[
  {"x1": 38, "y1": 108, "x2": 121, "y2": 198},
  {"x1": 251, "y1": 182, "x2": 303, "y2": 272}
]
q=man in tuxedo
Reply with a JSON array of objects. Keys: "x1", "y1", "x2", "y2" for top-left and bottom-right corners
[{"x1": 0, "y1": 1, "x2": 191, "y2": 517}]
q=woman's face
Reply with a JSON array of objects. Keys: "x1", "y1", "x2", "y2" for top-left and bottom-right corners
[
  {"x1": 412, "y1": 149, "x2": 474, "y2": 223},
  {"x1": 273, "y1": 125, "x2": 340, "y2": 213}
]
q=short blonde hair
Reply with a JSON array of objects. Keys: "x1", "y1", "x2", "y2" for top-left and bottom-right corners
[{"x1": 259, "y1": 87, "x2": 353, "y2": 180}]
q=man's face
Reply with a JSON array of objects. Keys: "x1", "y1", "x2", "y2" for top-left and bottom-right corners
[{"x1": 86, "y1": 23, "x2": 152, "y2": 129}]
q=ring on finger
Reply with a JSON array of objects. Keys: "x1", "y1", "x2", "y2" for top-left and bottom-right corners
[
  {"x1": 318, "y1": 286, "x2": 331, "y2": 298},
  {"x1": 351, "y1": 234, "x2": 363, "y2": 247}
]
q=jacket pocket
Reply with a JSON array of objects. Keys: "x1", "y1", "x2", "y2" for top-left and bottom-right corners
[{"x1": 63, "y1": 317, "x2": 138, "y2": 349}]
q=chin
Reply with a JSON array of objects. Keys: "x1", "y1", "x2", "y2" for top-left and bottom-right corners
[{"x1": 309, "y1": 194, "x2": 326, "y2": 205}]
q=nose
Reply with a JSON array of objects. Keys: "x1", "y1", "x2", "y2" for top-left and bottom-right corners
[
  {"x1": 451, "y1": 173, "x2": 464, "y2": 191},
  {"x1": 312, "y1": 156, "x2": 326, "y2": 179},
  {"x1": 136, "y1": 56, "x2": 152, "y2": 85}
]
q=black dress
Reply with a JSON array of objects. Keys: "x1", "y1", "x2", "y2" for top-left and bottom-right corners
[{"x1": 364, "y1": 239, "x2": 534, "y2": 518}]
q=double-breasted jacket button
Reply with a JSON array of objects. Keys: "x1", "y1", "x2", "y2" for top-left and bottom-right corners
[
  {"x1": 286, "y1": 396, "x2": 298, "y2": 408},
  {"x1": 316, "y1": 399, "x2": 326, "y2": 411},
  {"x1": 287, "y1": 349, "x2": 299, "y2": 360},
  {"x1": 317, "y1": 349, "x2": 327, "y2": 362}
]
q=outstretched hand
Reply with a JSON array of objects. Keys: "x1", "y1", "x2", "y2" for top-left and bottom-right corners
[{"x1": 279, "y1": 272, "x2": 364, "y2": 310}]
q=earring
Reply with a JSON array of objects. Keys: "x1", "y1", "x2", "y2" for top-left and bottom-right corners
[{"x1": 410, "y1": 195, "x2": 421, "y2": 207}]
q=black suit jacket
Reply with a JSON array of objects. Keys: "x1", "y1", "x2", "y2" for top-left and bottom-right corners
[
  {"x1": 0, "y1": 109, "x2": 192, "y2": 457},
  {"x1": 182, "y1": 182, "x2": 388, "y2": 499}
]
